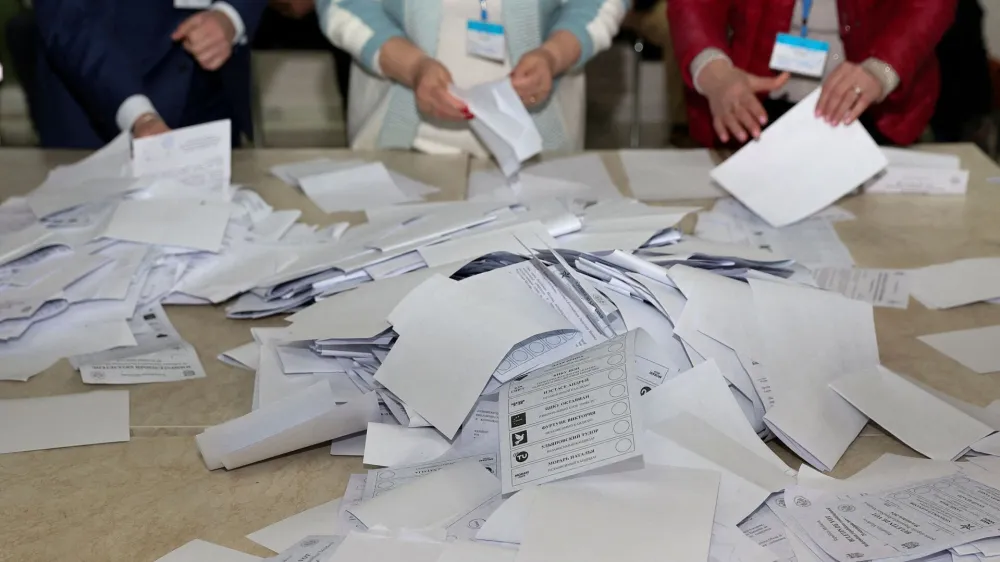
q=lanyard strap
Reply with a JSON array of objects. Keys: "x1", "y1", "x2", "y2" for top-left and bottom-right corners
[
  {"x1": 801, "y1": 0, "x2": 813, "y2": 37},
  {"x1": 480, "y1": 0, "x2": 488, "y2": 21}
]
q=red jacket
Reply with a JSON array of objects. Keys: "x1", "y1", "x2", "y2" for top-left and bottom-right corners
[{"x1": 668, "y1": 0, "x2": 957, "y2": 146}]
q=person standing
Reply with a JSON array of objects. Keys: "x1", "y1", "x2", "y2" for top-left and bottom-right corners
[
  {"x1": 317, "y1": 0, "x2": 629, "y2": 155},
  {"x1": 33, "y1": 0, "x2": 267, "y2": 148},
  {"x1": 669, "y1": 0, "x2": 956, "y2": 146}
]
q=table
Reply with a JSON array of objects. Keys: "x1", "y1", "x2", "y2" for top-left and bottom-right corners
[{"x1": 1, "y1": 146, "x2": 999, "y2": 561}]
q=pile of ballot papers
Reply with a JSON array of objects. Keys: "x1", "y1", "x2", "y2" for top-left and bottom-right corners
[{"x1": 12, "y1": 85, "x2": 1000, "y2": 562}]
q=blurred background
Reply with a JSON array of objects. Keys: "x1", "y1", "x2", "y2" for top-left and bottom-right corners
[{"x1": 1, "y1": 0, "x2": 998, "y2": 155}]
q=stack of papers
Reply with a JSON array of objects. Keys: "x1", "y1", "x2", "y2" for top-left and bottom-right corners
[
  {"x1": 14, "y1": 97, "x2": 1000, "y2": 562},
  {"x1": 867, "y1": 147, "x2": 970, "y2": 195}
]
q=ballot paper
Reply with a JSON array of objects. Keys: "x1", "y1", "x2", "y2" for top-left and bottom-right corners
[
  {"x1": 154, "y1": 539, "x2": 260, "y2": 562},
  {"x1": 298, "y1": 162, "x2": 417, "y2": 213},
  {"x1": 830, "y1": 366, "x2": 994, "y2": 460},
  {"x1": 709, "y1": 524, "x2": 778, "y2": 562},
  {"x1": 812, "y1": 267, "x2": 910, "y2": 308},
  {"x1": 515, "y1": 467, "x2": 720, "y2": 562},
  {"x1": 101, "y1": 199, "x2": 232, "y2": 252},
  {"x1": 644, "y1": 413, "x2": 794, "y2": 526},
  {"x1": 710, "y1": 89, "x2": 888, "y2": 227},
  {"x1": 785, "y1": 471, "x2": 1000, "y2": 562},
  {"x1": 347, "y1": 459, "x2": 500, "y2": 532},
  {"x1": 866, "y1": 166, "x2": 970, "y2": 195},
  {"x1": 196, "y1": 383, "x2": 379, "y2": 470},
  {"x1": 452, "y1": 79, "x2": 541, "y2": 177},
  {"x1": 436, "y1": 540, "x2": 516, "y2": 562},
  {"x1": 499, "y1": 330, "x2": 643, "y2": 494},
  {"x1": 247, "y1": 499, "x2": 343, "y2": 553},
  {"x1": 327, "y1": 532, "x2": 445, "y2": 562},
  {"x1": 132, "y1": 119, "x2": 232, "y2": 192},
  {"x1": 0, "y1": 315, "x2": 136, "y2": 381},
  {"x1": 376, "y1": 273, "x2": 574, "y2": 438},
  {"x1": 416, "y1": 221, "x2": 555, "y2": 267},
  {"x1": 219, "y1": 342, "x2": 260, "y2": 371},
  {"x1": 619, "y1": 149, "x2": 726, "y2": 200},
  {"x1": 27, "y1": 176, "x2": 148, "y2": 219},
  {"x1": 0, "y1": 390, "x2": 130, "y2": 454},
  {"x1": 881, "y1": 147, "x2": 962, "y2": 170},
  {"x1": 910, "y1": 258, "x2": 1000, "y2": 309},
  {"x1": 749, "y1": 278, "x2": 879, "y2": 471},
  {"x1": 919, "y1": 325, "x2": 1000, "y2": 374},
  {"x1": 361, "y1": 423, "x2": 453, "y2": 468},
  {"x1": 74, "y1": 305, "x2": 207, "y2": 384},
  {"x1": 521, "y1": 154, "x2": 621, "y2": 200},
  {"x1": 263, "y1": 536, "x2": 343, "y2": 562},
  {"x1": 739, "y1": 505, "x2": 796, "y2": 562}
]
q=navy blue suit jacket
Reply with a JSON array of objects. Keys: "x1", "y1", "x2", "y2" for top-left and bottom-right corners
[{"x1": 33, "y1": 0, "x2": 265, "y2": 148}]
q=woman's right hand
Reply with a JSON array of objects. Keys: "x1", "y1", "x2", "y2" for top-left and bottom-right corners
[
  {"x1": 697, "y1": 59, "x2": 789, "y2": 143},
  {"x1": 412, "y1": 58, "x2": 473, "y2": 122}
]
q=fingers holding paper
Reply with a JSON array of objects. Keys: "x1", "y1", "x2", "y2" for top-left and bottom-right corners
[
  {"x1": 511, "y1": 49, "x2": 556, "y2": 108},
  {"x1": 413, "y1": 58, "x2": 473, "y2": 121},
  {"x1": 816, "y1": 62, "x2": 883, "y2": 125}
]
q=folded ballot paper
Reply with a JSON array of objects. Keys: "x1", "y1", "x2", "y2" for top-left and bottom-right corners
[
  {"x1": 452, "y1": 78, "x2": 542, "y2": 177},
  {"x1": 711, "y1": 88, "x2": 888, "y2": 227}
]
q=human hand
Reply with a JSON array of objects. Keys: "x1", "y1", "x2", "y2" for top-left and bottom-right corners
[
  {"x1": 413, "y1": 58, "x2": 472, "y2": 121},
  {"x1": 511, "y1": 48, "x2": 557, "y2": 108},
  {"x1": 172, "y1": 10, "x2": 236, "y2": 71},
  {"x1": 698, "y1": 59, "x2": 789, "y2": 143},
  {"x1": 132, "y1": 113, "x2": 170, "y2": 139},
  {"x1": 269, "y1": 0, "x2": 315, "y2": 19},
  {"x1": 816, "y1": 62, "x2": 883, "y2": 126}
]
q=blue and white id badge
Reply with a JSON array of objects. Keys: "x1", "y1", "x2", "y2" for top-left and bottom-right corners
[
  {"x1": 467, "y1": 20, "x2": 506, "y2": 62},
  {"x1": 769, "y1": 33, "x2": 829, "y2": 77}
]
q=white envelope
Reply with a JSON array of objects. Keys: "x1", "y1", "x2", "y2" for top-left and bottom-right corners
[
  {"x1": 830, "y1": 366, "x2": 994, "y2": 460},
  {"x1": 347, "y1": 459, "x2": 500, "y2": 531},
  {"x1": 195, "y1": 382, "x2": 380, "y2": 470},
  {"x1": 154, "y1": 539, "x2": 259, "y2": 562},
  {"x1": 246, "y1": 498, "x2": 342, "y2": 553},
  {"x1": 516, "y1": 467, "x2": 719, "y2": 562},
  {"x1": 0, "y1": 390, "x2": 130, "y2": 454},
  {"x1": 361, "y1": 422, "x2": 453, "y2": 468},
  {"x1": 710, "y1": 88, "x2": 888, "y2": 227},
  {"x1": 453, "y1": 79, "x2": 542, "y2": 177}
]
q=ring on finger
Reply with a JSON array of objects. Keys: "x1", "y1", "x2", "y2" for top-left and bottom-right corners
[{"x1": 852, "y1": 85, "x2": 863, "y2": 97}]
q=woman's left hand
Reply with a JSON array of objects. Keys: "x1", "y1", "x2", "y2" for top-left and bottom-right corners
[
  {"x1": 816, "y1": 62, "x2": 884, "y2": 126},
  {"x1": 512, "y1": 49, "x2": 558, "y2": 108}
]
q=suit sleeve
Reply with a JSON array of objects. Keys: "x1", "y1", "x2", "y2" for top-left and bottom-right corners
[
  {"x1": 217, "y1": 0, "x2": 267, "y2": 42},
  {"x1": 667, "y1": 0, "x2": 731, "y2": 89},
  {"x1": 867, "y1": 0, "x2": 957, "y2": 100},
  {"x1": 34, "y1": 0, "x2": 145, "y2": 131}
]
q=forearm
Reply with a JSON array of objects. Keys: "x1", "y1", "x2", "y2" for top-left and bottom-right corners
[
  {"x1": 549, "y1": 0, "x2": 628, "y2": 70},
  {"x1": 539, "y1": 30, "x2": 582, "y2": 77},
  {"x1": 378, "y1": 36, "x2": 431, "y2": 88}
]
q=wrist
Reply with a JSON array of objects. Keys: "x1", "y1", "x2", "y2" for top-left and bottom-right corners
[
  {"x1": 132, "y1": 112, "x2": 161, "y2": 133},
  {"x1": 410, "y1": 56, "x2": 437, "y2": 87},
  {"x1": 696, "y1": 59, "x2": 735, "y2": 96},
  {"x1": 538, "y1": 44, "x2": 562, "y2": 75}
]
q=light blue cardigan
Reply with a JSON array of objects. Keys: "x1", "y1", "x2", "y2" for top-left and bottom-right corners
[{"x1": 316, "y1": 0, "x2": 629, "y2": 151}]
